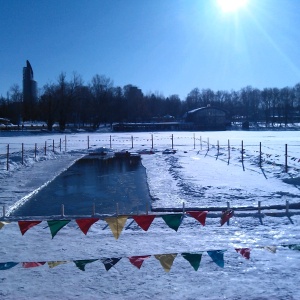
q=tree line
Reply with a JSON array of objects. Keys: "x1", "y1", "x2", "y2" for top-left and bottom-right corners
[{"x1": 1, "y1": 72, "x2": 300, "y2": 131}]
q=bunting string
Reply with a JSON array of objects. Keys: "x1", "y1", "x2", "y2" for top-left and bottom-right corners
[
  {"x1": 0, "y1": 210, "x2": 298, "y2": 238},
  {"x1": 0, "y1": 244, "x2": 299, "y2": 272}
]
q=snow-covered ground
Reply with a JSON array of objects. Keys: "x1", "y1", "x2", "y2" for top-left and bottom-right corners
[{"x1": 0, "y1": 130, "x2": 300, "y2": 299}]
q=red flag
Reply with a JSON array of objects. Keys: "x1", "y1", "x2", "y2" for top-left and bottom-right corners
[
  {"x1": 235, "y1": 248, "x2": 251, "y2": 259},
  {"x1": 22, "y1": 262, "x2": 46, "y2": 268},
  {"x1": 133, "y1": 215, "x2": 156, "y2": 231},
  {"x1": 76, "y1": 218, "x2": 99, "y2": 235},
  {"x1": 18, "y1": 221, "x2": 42, "y2": 235},
  {"x1": 220, "y1": 210, "x2": 234, "y2": 226},
  {"x1": 128, "y1": 255, "x2": 151, "y2": 269},
  {"x1": 187, "y1": 211, "x2": 208, "y2": 226}
]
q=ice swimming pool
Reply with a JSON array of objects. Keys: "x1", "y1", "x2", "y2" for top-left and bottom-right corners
[{"x1": 11, "y1": 156, "x2": 152, "y2": 216}]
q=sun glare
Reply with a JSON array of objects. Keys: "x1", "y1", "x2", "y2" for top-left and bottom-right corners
[{"x1": 217, "y1": 0, "x2": 249, "y2": 13}]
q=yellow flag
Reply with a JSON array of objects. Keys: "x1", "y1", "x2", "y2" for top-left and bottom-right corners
[
  {"x1": 0, "y1": 221, "x2": 10, "y2": 230},
  {"x1": 154, "y1": 254, "x2": 177, "y2": 272},
  {"x1": 48, "y1": 261, "x2": 68, "y2": 268},
  {"x1": 105, "y1": 216, "x2": 128, "y2": 239}
]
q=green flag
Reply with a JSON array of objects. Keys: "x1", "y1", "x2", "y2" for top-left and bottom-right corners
[
  {"x1": 74, "y1": 259, "x2": 98, "y2": 271},
  {"x1": 47, "y1": 220, "x2": 70, "y2": 238},
  {"x1": 181, "y1": 253, "x2": 202, "y2": 271},
  {"x1": 161, "y1": 214, "x2": 183, "y2": 231},
  {"x1": 283, "y1": 244, "x2": 300, "y2": 251}
]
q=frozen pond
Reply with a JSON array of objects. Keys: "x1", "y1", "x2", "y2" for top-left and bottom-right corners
[{"x1": 11, "y1": 156, "x2": 151, "y2": 216}]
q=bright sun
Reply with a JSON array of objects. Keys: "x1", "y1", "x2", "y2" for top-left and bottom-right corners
[{"x1": 217, "y1": 0, "x2": 249, "y2": 13}]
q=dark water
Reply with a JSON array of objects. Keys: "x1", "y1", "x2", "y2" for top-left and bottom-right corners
[{"x1": 12, "y1": 157, "x2": 152, "y2": 216}]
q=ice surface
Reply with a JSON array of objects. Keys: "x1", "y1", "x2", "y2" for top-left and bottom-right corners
[{"x1": 0, "y1": 130, "x2": 300, "y2": 299}]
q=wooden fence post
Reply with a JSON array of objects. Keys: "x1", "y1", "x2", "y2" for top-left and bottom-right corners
[
  {"x1": 35, "y1": 143, "x2": 37, "y2": 160},
  {"x1": 110, "y1": 135, "x2": 112, "y2": 148},
  {"x1": 2, "y1": 206, "x2": 5, "y2": 218},
  {"x1": 87, "y1": 136, "x2": 90, "y2": 149},
  {"x1": 207, "y1": 138, "x2": 209, "y2": 151},
  {"x1": 171, "y1": 134, "x2": 174, "y2": 149},
  {"x1": 65, "y1": 135, "x2": 67, "y2": 152},
  {"x1": 286, "y1": 200, "x2": 289, "y2": 214},
  {"x1": 44, "y1": 141, "x2": 47, "y2": 155},
  {"x1": 60, "y1": 138, "x2": 61, "y2": 152},
  {"x1": 131, "y1": 136, "x2": 133, "y2": 148}
]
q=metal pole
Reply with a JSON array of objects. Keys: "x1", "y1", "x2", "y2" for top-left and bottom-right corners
[
  {"x1": 151, "y1": 134, "x2": 153, "y2": 149},
  {"x1": 65, "y1": 135, "x2": 67, "y2": 152},
  {"x1": 241, "y1": 140, "x2": 244, "y2": 164},
  {"x1": 193, "y1": 133, "x2": 195, "y2": 149},
  {"x1": 285, "y1": 144, "x2": 288, "y2": 172},
  {"x1": 110, "y1": 135, "x2": 112, "y2": 148},
  {"x1": 228, "y1": 139, "x2": 230, "y2": 160},
  {"x1": 259, "y1": 142, "x2": 262, "y2": 168},
  {"x1": 35, "y1": 143, "x2": 37, "y2": 160},
  {"x1": 45, "y1": 141, "x2": 47, "y2": 155},
  {"x1": 171, "y1": 134, "x2": 174, "y2": 149},
  {"x1": 131, "y1": 136, "x2": 133, "y2": 149},
  {"x1": 60, "y1": 138, "x2": 61, "y2": 152},
  {"x1": 7, "y1": 144, "x2": 9, "y2": 171},
  {"x1": 22, "y1": 143, "x2": 24, "y2": 165}
]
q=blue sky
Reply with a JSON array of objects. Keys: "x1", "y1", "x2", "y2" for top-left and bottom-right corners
[{"x1": 1, "y1": 0, "x2": 300, "y2": 99}]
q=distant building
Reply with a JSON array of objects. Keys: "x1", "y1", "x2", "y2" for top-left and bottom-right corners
[
  {"x1": 184, "y1": 106, "x2": 229, "y2": 130},
  {"x1": 22, "y1": 60, "x2": 37, "y2": 120}
]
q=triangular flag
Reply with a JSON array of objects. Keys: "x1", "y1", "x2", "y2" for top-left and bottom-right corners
[
  {"x1": 154, "y1": 254, "x2": 177, "y2": 272},
  {"x1": 100, "y1": 257, "x2": 122, "y2": 271},
  {"x1": 282, "y1": 244, "x2": 300, "y2": 251},
  {"x1": 48, "y1": 261, "x2": 68, "y2": 268},
  {"x1": 76, "y1": 218, "x2": 99, "y2": 235},
  {"x1": 133, "y1": 215, "x2": 155, "y2": 231},
  {"x1": 263, "y1": 246, "x2": 277, "y2": 253},
  {"x1": 104, "y1": 216, "x2": 128, "y2": 239},
  {"x1": 220, "y1": 210, "x2": 234, "y2": 226},
  {"x1": 0, "y1": 262, "x2": 18, "y2": 270},
  {"x1": 187, "y1": 211, "x2": 208, "y2": 226},
  {"x1": 22, "y1": 262, "x2": 46, "y2": 268},
  {"x1": 207, "y1": 250, "x2": 226, "y2": 268},
  {"x1": 128, "y1": 255, "x2": 151, "y2": 269},
  {"x1": 181, "y1": 252, "x2": 202, "y2": 271},
  {"x1": 47, "y1": 220, "x2": 70, "y2": 238},
  {"x1": 235, "y1": 248, "x2": 251, "y2": 259},
  {"x1": 161, "y1": 214, "x2": 183, "y2": 231},
  {"x1": 0, "y1": 221, "x2": 10, "y2": 230},
  {"x1": 18, "y1": 220, "x2": 42, "y2": 235},
  {"x1": 74, "y1": 259, "x2": 98, "y2": 271}
]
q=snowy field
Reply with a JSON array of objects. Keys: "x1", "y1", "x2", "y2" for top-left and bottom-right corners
[{"x1": 0, "y1": 130, "x2": 300, "y2": 299}]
